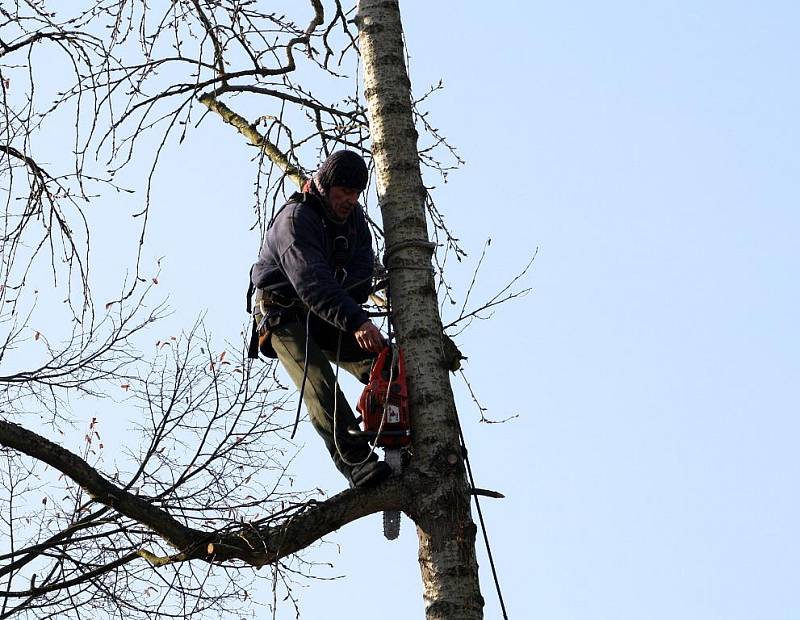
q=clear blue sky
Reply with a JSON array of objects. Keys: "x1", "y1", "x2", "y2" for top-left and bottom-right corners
[{"x1": 20, "y1": 1, "x2": 800, "y2": 618}]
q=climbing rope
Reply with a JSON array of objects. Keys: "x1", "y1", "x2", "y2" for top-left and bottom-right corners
[
  {"x1": 289, "y1": 309, "x2": 314, "y2": 440},
  {"x1": 288, "y1": 268, "x2": 375, "y2": 441},
  {"x1": 456, "y1": 415, "x2": 510, "y2": 619}
]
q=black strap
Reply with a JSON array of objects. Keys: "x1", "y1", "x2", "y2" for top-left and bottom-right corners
[
  {"x1": 247, "y1": 263, "x2": 259, "y2": 312},
  {"x1": 332, "y1": 235, "x2": 349, "y2": 269},
  {"x1": 247, "y1": 317, "x2": 260, "y2": 359}
]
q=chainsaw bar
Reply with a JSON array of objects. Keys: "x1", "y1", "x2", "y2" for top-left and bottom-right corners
[{"x1": 383, "y1": 449, "x2": 402, "y2": 540}]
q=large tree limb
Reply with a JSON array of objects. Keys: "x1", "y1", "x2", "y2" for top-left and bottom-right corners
[
  {"x1": 198, "y1": 93, "x2": 307, "y2": 189},
  {"x1": 0, "y1": 421, "x2": 404, "y2": 570}
]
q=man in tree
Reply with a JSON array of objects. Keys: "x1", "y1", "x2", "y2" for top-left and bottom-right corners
[{"x1": 250, "y1": 150, "x2": 391, "y2": 488}]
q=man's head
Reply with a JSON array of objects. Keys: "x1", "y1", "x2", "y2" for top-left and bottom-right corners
[{"x1": 315, "y1": 150, "x2": 368, "y2": 221}]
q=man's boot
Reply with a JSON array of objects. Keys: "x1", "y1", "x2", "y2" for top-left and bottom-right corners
[{"x1": 347, "y1": 459, "x2": 391, "y2": 488}]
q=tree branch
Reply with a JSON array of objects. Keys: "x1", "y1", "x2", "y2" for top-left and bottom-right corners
[
  {"x1": 0, "y1": 420, "x2": 404, "y2": 569},
  {"x1": 197, "y1": 93, "x2": 307, "y2": 189},
  {"x1": 212, "y1": 83, "x2": 360, "y2": 120},
  {"x1": 0, "y1": 552, "x2": 139, "y2": 599}
]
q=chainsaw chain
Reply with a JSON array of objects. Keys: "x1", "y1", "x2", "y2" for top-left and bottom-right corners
[{"x1": 383, "y1": 449, "x2": 402, "y2": 540}]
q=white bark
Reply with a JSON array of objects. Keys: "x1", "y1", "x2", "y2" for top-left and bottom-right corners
[{"x1": 357, "y1": 2, "x2": 484, "y2": 618}]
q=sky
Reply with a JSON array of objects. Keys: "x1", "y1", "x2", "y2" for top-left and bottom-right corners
[
  {"x1": 10, "y1": 1, "x2": 800, "y2": 619},
  {"x1": 296, "y1": 2, "x2": 799, "y2": 618}
]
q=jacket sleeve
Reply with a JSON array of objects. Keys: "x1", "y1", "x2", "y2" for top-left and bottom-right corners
[
  {"x1": 341, "y1": 207, "x2": 374, "y2": 304},
  {"x1": 276, "y1": 207, "x2": 369, "y2": 332}
]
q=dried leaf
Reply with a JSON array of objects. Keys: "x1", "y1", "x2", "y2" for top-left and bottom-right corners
[
  {"x1": 120, "y1": 384, "x2": 130, "y2": 391},
  {"x1": 34, "y1": 331, "x2": 41, "y2": 341}
]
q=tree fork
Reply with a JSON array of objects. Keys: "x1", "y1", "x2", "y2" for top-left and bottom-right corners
[{"x1": 357, "y1": 2, "x2": 484, "y2": 618}]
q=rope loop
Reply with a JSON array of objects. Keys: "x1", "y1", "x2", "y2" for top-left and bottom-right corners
[{"x1": 384, "y1": 239, "x2": 436, "y2": 262}]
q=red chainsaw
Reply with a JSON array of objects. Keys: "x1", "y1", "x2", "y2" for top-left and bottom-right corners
[
  {"x1": 355, "y1": 345, "x2": 411, "y2": 448},
  {"x1": 351, "y1": 344, "x2": 410, "y2": 539}
]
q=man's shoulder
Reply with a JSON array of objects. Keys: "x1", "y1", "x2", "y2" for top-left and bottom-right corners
[
  {"x1": 274, "y1": 193, "x2": 324, "y2": 228},
  {"x1": 351, "y1": 203, "x2": 371, "y2": 237}
]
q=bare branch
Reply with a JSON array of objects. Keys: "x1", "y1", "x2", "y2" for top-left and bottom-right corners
[
  {"x1": 444, "y1": 248, "x2": 538, "y2": 331},
  {"x1": 197, "y1": 93, "x2": 307, "y2": 188}
]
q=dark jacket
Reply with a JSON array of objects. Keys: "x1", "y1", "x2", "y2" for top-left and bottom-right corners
[{"x1": 251, "y1": 190, "x2": 374, "y2": 332}]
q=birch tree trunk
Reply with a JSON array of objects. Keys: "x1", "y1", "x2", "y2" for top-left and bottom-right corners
[{"x1": 357, "y1": 2, "x2": 484, "y2": 618}]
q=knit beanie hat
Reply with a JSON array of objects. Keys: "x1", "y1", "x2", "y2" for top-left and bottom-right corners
[{"x1": 315, "y1": 150, "x2": 369, "y2": 193}]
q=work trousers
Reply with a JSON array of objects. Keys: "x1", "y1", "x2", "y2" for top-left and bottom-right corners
[{"x1": 270, "y1": 315, "x2": 376, "y2": 478}]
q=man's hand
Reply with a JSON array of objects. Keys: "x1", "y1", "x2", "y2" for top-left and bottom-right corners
[{"x1": 354, "y1": 320, "x2": 385, "y2": 353}]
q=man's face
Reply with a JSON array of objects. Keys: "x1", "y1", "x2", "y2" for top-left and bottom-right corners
[{"x1": 327, "y1": 186, "x2": 361, "y2": 221}]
